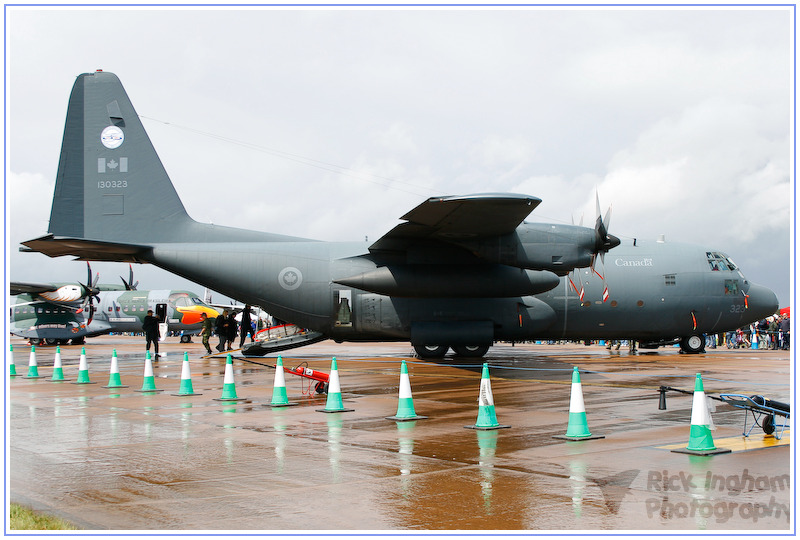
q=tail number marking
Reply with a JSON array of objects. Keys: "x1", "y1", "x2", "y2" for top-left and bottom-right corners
[{"x1": 98, "y1": 180, "x2": 128, "y2": 189}]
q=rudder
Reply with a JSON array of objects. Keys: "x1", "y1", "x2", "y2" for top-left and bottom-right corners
[{"x1": 48, "y1": 71, "x2": 191, "y2": 244}]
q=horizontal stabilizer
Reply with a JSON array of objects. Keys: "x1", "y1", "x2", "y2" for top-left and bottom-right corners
[{"x1": 20, "y1": 234, "x2": 149, "y2": 262}]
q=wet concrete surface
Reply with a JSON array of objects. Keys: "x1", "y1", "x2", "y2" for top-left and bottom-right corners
[{"x1": 7, "y1": 336, "x2": 792, "y2": 532}]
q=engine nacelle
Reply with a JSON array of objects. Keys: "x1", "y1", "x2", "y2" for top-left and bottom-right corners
[
  {"x1": 334, "y1": 264, "x2": 560, "y2": 298},
  {"x1": 457, "y1": 223, "x2": 598, "y2": 275}
]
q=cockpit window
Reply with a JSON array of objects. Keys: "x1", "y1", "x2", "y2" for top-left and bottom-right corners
[{"x1": 706, "y1": 251, "x2": 738, "y2": 271}]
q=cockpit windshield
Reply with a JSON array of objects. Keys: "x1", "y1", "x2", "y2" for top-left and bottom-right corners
[
  {"x1": 706, "y1": 252, "x2": 738, "y2": 272},
  {"x1": 168, "y1": 292, "x2": 211, "y2": 308}
]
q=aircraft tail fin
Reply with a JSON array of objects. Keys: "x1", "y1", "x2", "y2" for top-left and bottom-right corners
[{"x1": 47, "y1": 70, "x2": 192, "y2": 244}]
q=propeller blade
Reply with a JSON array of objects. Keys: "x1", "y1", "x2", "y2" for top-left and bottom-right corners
[
  {"x1": 121, "y1": 264, "x2": 138, "y2": 290},
  {"x1": 595, "y1": 190, "x2": 601, "y2": 223},
  {"x1": 593, "y1": 191, "x2": 620, "y2": 255}
]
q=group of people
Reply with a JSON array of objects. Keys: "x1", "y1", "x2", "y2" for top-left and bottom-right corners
[
  {"x1": 198, "y1": 306, "x2": 256, "y2": 355},
  {"x1": 143, "y1": 306, "x2": 258, "y2": 357},
  {"x1": 723, "y1": 314, "x2": 791, "y2": 350}
]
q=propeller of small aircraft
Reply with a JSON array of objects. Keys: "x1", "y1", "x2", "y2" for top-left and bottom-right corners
[
  {"x1": 78, "y1": 262, "x2": 101, "y2": 325},
  {"x1": 121, "y1": 264, "x2": 138, "y2": 291}
]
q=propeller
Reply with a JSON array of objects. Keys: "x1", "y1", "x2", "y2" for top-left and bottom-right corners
[
  {"x1": 121, "y1": 264, "x2": 138, "y2": 290},
  {"x1": 593, "y1": 191, "x2": 620, "y2": 261},
  {"x1": 591, "y1": 192, "x2": 618, "y2": 303},
  {"x1": 78, "y1": 262, "x2": 101, "y2": 325}
]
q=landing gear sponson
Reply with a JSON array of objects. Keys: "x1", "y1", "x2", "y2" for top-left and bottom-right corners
[{"x1": 414, "y1": 336, "x2": 708, "y2": 358}]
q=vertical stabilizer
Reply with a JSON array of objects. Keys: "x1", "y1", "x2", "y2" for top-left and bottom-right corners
[{"x1": 48, "y1": 71, "x2": 191, "y2": 243}]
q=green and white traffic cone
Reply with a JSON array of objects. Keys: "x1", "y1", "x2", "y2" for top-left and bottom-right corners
[
  {"x1": 465, "y1": 363, "x2": 510, "y2": 430},
  {"x1": 9, "y1": 344, "x2": 17, "y2": 378},
  {"x1": 103, "y1": 349, "x2": 128, "y2": 388},
  {"x1": 73, "y1": 347, "x2": 95, "y2": 384},
  {"x1": 672, "y1": 373, "x2": 730, "y2": 455},
  {"x1": 172, "y1": 352, "x2": 201, "y2": 396},
  {"x1": 24, "y1": 345, "x2": 42, "y2": 379},
  {"x1": 554, "y1": 367, "x2": 603, "y2": 440},
  {"x1": 49, "y1": 346, "x2": 68, "y2": 382},
  {"x1": 317, "y1": 357, "x2": 354, "y2": 413},
  {"x1": 386, "y1": 359, "x2": 427, "y2": 421},
  {"x1": 136, "y1": 351, "x2": 163, "y2": 393},
  {"x1": 214, "y1": 354, "x2": 245, "y2": 401},
  {"x1": 268, "y1": 356, "x2": 296, "y2": 407}
]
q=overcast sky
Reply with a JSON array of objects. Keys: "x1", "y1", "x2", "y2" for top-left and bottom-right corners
[{"x1": 5, "y1": 6, "x2": 795, "y2": 309}]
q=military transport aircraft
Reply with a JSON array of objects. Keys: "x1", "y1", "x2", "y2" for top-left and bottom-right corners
[
  {"x1": 20, "y1": 71, "x2": 779, "y2": 357},
  {"x1": 10, "y1": 262, "x2": 220, "y2": 345}
]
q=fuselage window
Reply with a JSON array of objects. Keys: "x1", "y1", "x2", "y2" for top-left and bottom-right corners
[
  {"x1": 724, "y1": 280, "x2": 739, "y2": 295},
  {"x1": 665, "y1": 274, "x2": 676, "y2": 286}
]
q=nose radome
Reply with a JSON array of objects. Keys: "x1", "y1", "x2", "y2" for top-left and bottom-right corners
[{"x1": 746, "y1": 283, "x2": 779, "y2": 319}]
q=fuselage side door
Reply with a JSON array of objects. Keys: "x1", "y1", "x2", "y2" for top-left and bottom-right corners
[{"x1": 156, "y1": 302, "x2": 168, "y2": 341}]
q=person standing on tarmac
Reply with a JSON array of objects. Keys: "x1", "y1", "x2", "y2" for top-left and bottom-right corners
[
  {"x1": 142, "y1": 309, "x2": 161, "y2": 358},
  {"x1": 239, "y1": 305, "x2": 256, "y2": 348},
  {"x1": 778, "y1": 315, "x2": 790, "y2": 350},
  {"x1": 216, "y1": 309, "x2": 230, "y2": 352},
  {"x1": 226, "y1": 310, "x2": 238, "y2": 350},
  {"x1": 200, "y1": 312, "x2": 213, "y2": 355}
]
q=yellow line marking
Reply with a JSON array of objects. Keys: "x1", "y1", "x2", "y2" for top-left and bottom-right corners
[{"x1": 658, "y1": 430, "x2": 790, "y2": 452}]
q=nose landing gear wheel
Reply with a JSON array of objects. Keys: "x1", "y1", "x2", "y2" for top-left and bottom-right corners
[{"x1": 679, "y1": 335, "x2": 705, "y2": 354}]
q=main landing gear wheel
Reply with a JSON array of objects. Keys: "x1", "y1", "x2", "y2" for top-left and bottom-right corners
[
  {"x1": 679, "y1": 335, "x2": 705, "y2": 354},
  {"x1": 180, "y1": 335, "x2": 192, "y2": 343},
  {"x1": 451, "y1": 344, "x2": 491, "y2": 358},
  {"x1": 413, "y1": 344, "x2": 449, "y2": 358}
]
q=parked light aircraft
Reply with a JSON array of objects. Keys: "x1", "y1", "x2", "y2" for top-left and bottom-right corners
[
  {"x1": 20, "y1": 71, "x2": 779, "y2": 356},
  {"x1": 10, "y1": 262, "x2": 220, "y2": 345}
]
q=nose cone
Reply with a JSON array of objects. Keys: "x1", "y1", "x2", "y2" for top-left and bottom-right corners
[
  {"x1": 746, "y1": 283, "x2": 779, "y2": 320},
  {"x1": 177, "y1": 305, "x2": 221, "y2": 325}
]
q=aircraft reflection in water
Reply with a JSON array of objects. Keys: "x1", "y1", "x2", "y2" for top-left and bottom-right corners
[
  {"x1": 10, "y1": 264, "x2": 220, "y2": 345},
  {"x1": 21, "y1": 71, "x2": 779, "y2": 357}
]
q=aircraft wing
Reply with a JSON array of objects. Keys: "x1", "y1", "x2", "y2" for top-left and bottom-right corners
[
  {"x1": 369, "y1": 193, "x2": 541, "y2": 253},
  {"x1": 10, "y1": 282, "x2": 59, "y2": 296}
]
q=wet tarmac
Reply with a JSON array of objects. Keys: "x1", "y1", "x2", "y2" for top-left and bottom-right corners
[{"x1": 7, "y1": 336, "x2": 792, "y2": 533}]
